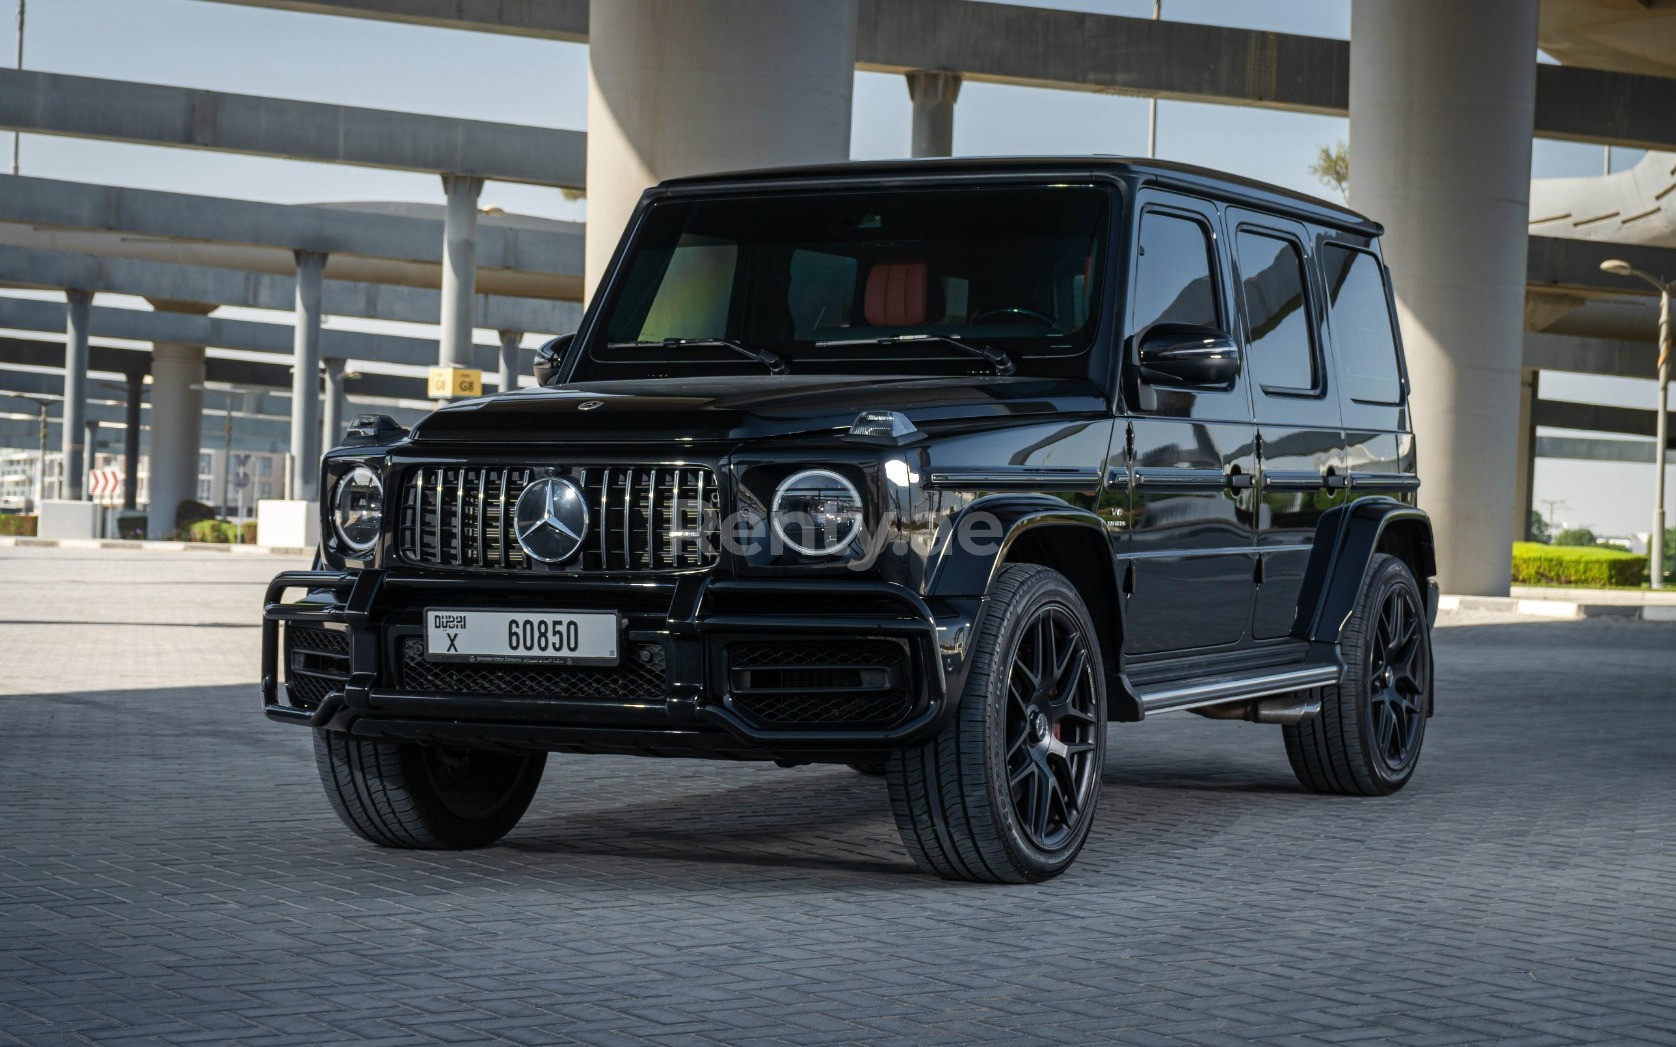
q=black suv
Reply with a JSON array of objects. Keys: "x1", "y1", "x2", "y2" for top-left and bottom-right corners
[{"x1": 263, "y1": 159, "x2": 1437, "y2": 883}]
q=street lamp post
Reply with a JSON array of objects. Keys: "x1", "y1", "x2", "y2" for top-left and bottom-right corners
[{"x1": 1600, "y1": 260, "x2": 1672, "y2": 589}]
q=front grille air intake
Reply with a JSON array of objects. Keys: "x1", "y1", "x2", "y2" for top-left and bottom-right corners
[{"x1": 397, "y1": 465, "x2": 720, "y2": 573}]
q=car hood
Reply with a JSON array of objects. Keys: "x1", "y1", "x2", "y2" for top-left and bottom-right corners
[{"x1": 406, "y1": 374, "x2": 1108, "y2": 445}]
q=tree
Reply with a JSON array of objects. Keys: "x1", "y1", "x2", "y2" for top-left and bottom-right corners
[
  {"x1": 1554, "y1": 527, "x2": 1597, "y2": 547},
  {"x1": 1309, "y1": 141, "x2": 1349, "y2": 202},
  {"x1": 1529, "y1": 510, "x2": 1551, "y2": 543}
]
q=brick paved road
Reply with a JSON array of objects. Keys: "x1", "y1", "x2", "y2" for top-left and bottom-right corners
[{"x1": 2, "y1": 547, "x2": 1674, "y2": 1046}]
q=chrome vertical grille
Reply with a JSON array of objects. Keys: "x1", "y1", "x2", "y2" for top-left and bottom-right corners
[{"x1": 398, "y1": 464, "x2": 720, "y2": 573}]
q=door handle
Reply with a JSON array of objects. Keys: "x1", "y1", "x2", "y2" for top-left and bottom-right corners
[
  {"x1": 1225, "y1": 466, "x2": 1254, "y2": 490},
  {"x1": 1323, "y1": 468, "x2": 1349, "y2": 490}
]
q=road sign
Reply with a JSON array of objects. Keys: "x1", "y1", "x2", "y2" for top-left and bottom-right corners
[
  {"x1": 428, "y1": 367, "x2": 483, "y2": 398},
  {"x1": 88, "y1": 468, "x2": 122, "y2": 500}
]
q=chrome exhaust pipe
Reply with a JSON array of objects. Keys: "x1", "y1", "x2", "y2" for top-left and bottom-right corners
[
  {"x1": 1251, "y1": 693, "x2": 1321, "y2": 725},
  {"x1": 1192, "y1": 693, "x2": 1323, "y2": 725}
]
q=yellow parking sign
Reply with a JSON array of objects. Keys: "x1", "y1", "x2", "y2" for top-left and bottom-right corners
[{"x1": 428, "y1": 367, "x2": 482, "y2": 398}]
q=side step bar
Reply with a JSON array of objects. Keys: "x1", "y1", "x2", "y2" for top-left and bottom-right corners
[{"x1": 1131, "y1": 664, "x2": 1342, "y2": 717}]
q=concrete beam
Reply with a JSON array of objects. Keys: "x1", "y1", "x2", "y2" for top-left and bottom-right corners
[
  {"x1": 202, "y1": 0, "x2": 1676, "y2": 150},
  {"x1": 0, "y1": 296, "x2": 505, "y2": 372},
  {"x1": 0, "y1": 246, "x2": 580, "y2": 333},
  {"x1": 199, "y1": 0, "x2": 589, "y2": 41},
  {"x1": 1536, "y1": 434, "x2": 1669, "y2": 463},
  {"x1": 1534, "y1": 398, "x2": 1676, "y2": 444},
  {"x1": 0, "y1": 69, "x2": 585, "y2": 189},
  {"x1": 0, "y1": 336, "x2": 431, "y2": 402},
  {"x1": 1527, "y1": 235, "x2": 1676, "y2": 297},
  {"x1": 859, "y1": 1, "x2": 1347, "y2": 112},
  {"x1": 1524, "y1": 331, "x2": 1660, "y2": 380},
  {"x1": 0, "y1": 175, "x2": 584, "y2": 298}
]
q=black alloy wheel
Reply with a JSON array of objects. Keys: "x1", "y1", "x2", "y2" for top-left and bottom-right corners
[
  {"x1": 1005, "y1": 605, "x2": 1103, "y2": 851},
  {"x1": 1366, "y1": 581, "x2": 1429, "y2": 772},
  {"x1": 314, "y1": 732, "x2": 547, "y2": 849},
  {"x1": 1284, "y1": 553, "x2": 1431, "y2": 795},
  {"x1": 888, "y1": 564, "x2": 1107, "y2": 882}
]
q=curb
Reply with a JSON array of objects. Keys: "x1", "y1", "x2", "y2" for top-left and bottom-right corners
[
  {"x1": 1440, "y1": 593, "x2": 1676, "y2": 623},
  {"x1": 0, "y1": 536, "x2": 311, "y2": 557}
]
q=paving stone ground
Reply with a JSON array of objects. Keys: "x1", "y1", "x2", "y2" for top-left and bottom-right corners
[{"x1": 2, "y1": 546, "x2": 1674, "y2": 1046}]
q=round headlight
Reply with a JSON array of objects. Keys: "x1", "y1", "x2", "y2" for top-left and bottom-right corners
[
  {"x1": 332, "y1": 465, "x2": 383, "y2": 556},
  {"x1": 771, "y1": 469, "x2": 863, "y2": 557}
]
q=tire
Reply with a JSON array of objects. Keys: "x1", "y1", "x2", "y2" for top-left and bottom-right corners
[
  {"x1": 1284, "y1": 553, "x2": 1431, "y2": 796},
  {"x1": 313, "y1": 731, "x2": 546, "y2": 849},
  {"x1": 846, "y1": 759, "x2": 889, "y2": 777},
  {"x1": 887, "y1": 564, "x2": 1106, "y2": 883}
]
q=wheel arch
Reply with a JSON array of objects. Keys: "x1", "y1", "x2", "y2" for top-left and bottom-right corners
[
  {"x1": 1292, "y1": 497, "x2": 1436, "y2": 646},
  {"x1": 926, "y1": 498, "x2": 1126, "y2": 716}
]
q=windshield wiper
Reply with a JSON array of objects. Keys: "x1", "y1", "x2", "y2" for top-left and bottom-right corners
[
  {"x1": 815, "y1": 333, "x2": 1017, "y2": 376},
  {"x1": 607, "y1": 338, "x2": 788, "y2": 375}
]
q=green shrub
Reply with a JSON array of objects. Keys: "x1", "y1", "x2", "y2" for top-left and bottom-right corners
[
  {"x1": 185, "y1": 518, "x2": 236, "y2": 544},
  {"x1": 240, "y1": 521, "x2": 259, "y2": 544},
  {"x1": 116, "y1": 513, "x2": 147, "y2": 540},
  {"x1": 1512, "y1": 541, "x2": 1647, "y2": 588},
  {"x1": 0, "y1": 514, "x2": 38, "y2": 536},
  {"x1": 174, "y1": 500, "x2": 217, "y2": 531},
  {"x1": 1553, "y1": 528, "x2": 1597, "y2": 547}
]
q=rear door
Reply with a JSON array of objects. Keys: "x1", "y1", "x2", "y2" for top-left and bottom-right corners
[
  {"x1": 1226, "y1": 210, "x2": 1346, "y2": 641},
  {"x1": 1119, "y1": 192, "x2": 1258, "y2": 655},
  {"x1": 1319, "y1": 238, "x2": 1418, "y2": 509}
]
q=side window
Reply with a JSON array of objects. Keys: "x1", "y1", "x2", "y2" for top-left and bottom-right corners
[
  {"x1": 1235, "y1": 230, "x2": 1317, "y2": 394},
  {"x1": 1132, "y1": 211, "x2": 1220, "y2": 332},
  {"x1": 1322, "y1": 245, "x2": 1403, "y2": 405}
]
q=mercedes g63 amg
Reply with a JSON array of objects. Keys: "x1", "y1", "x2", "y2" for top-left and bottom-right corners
[{"x1": 263, "y1": 158, "x2": 1437, "y2": 883}]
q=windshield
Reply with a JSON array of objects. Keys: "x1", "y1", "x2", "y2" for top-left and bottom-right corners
[{"x1": 577, "y1": 185, "x2": 1111, "y2": 380}]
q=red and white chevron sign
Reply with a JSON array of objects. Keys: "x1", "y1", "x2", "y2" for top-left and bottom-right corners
[{"x1": 89, "y1": 468, "x2": 123, "y2": 500}]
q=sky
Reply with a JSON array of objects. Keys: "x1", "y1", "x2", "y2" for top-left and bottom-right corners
[{"x1": 2, "y1": 0, "x2": 1671, "y2": 538}]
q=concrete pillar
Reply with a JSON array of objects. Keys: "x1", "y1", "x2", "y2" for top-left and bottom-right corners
[
  {"x1": 61, "y1": 289, "x2": 91, "y2": 500},
  {"x1": 498, "y1": 330, "x2": 523, "y2": 392},
  {"x1": 905, "y1": 71, "x2": 962, "y2": 158},
  {"x1": 290, "y1": 249, "x2": 325, "y2": 502},
  {"x1": 146, "y1": 342, "x2": 205, "y2": 538},
  {"x1": 1349, "y1": 0, "x2": 1538, "y2": 595},
  {"x1": 439, "y1": 174, "x2": 484, "y2": 369},
  {"x1": 122, "y1": 369, "x2": 143, "y2": 511},
  {"x1": 321, "y1": 358, "x2": 346, "y2": 452},
  {"x1": 1514, "y1": 368, "x2": 1538, "y2": 542},
  {"x1": 584, "y1": 0, "x2": 858, "y2": 299}
]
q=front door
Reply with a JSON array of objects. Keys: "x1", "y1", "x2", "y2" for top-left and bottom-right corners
[{"x1": 1117, "y1": 193, "x2": 1258, "y2": 656}]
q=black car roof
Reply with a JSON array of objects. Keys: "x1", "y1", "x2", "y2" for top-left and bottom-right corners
[{"x1": 656, "y1": 156, "x2": 1382, "y2": 237}]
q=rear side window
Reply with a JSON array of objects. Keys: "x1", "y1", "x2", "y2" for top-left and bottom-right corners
[
  {"x1": 1321, "y1": 245, "x2": 1403, "y2": 405},
  {"x1": 1235, "y1": 230, "x2": 1317, "y2": 394},
  {"x1": 1132, "y1": 212, "x2": 1220, "y2": 332}
]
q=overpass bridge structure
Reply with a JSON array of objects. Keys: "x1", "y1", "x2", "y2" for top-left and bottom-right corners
[{"x1": 3, "y1": 0, "x2": 1674, "y2": 586}]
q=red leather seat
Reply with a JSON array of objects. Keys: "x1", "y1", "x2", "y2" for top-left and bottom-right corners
[{"x1": 864, "y1": 260, "x2": 930, "y2": 327}]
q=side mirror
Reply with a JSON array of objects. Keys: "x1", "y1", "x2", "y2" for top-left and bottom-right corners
[
  {"x1": 1133, "y1": 323, "x2": 1240, "y2": 389},
  {"x1": 342, "y1": 413, "x2": 408, "y2": 447},
  {"x1": 532, "y1": 333, "x2": 574, "y2": 386}
]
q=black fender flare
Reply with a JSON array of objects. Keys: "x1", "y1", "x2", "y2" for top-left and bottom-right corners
[
  {"x1": 925, "y1": 495, "x2": 1113, "y2": 599},
  {"x1": 924, "y1": 495, "x2": 1131, "y2": 716},
  {"x1": 1291, "y1": 497, "x2": 1437, "y2": 646}
]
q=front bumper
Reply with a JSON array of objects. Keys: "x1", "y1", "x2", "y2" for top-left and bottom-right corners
[{"x1": 261, "y1": 569, "x2": 978, "y2": 762}]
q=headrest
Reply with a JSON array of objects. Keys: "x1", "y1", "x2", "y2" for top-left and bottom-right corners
[{"x1": 864, "y1": 260, "x2": 930, "y2": 326}]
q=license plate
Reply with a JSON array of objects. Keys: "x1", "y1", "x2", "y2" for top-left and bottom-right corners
[{"x1": 424, "y1": 608, "x2": 619, "y2": 666}]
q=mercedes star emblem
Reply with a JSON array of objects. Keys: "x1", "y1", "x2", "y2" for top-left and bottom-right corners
[
  {"x1": 513, "y1": 477, "x2": 590, "y2": 564},
  {"x1": 577, "y1": 400, "x2": 604, "y2": 411}
]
